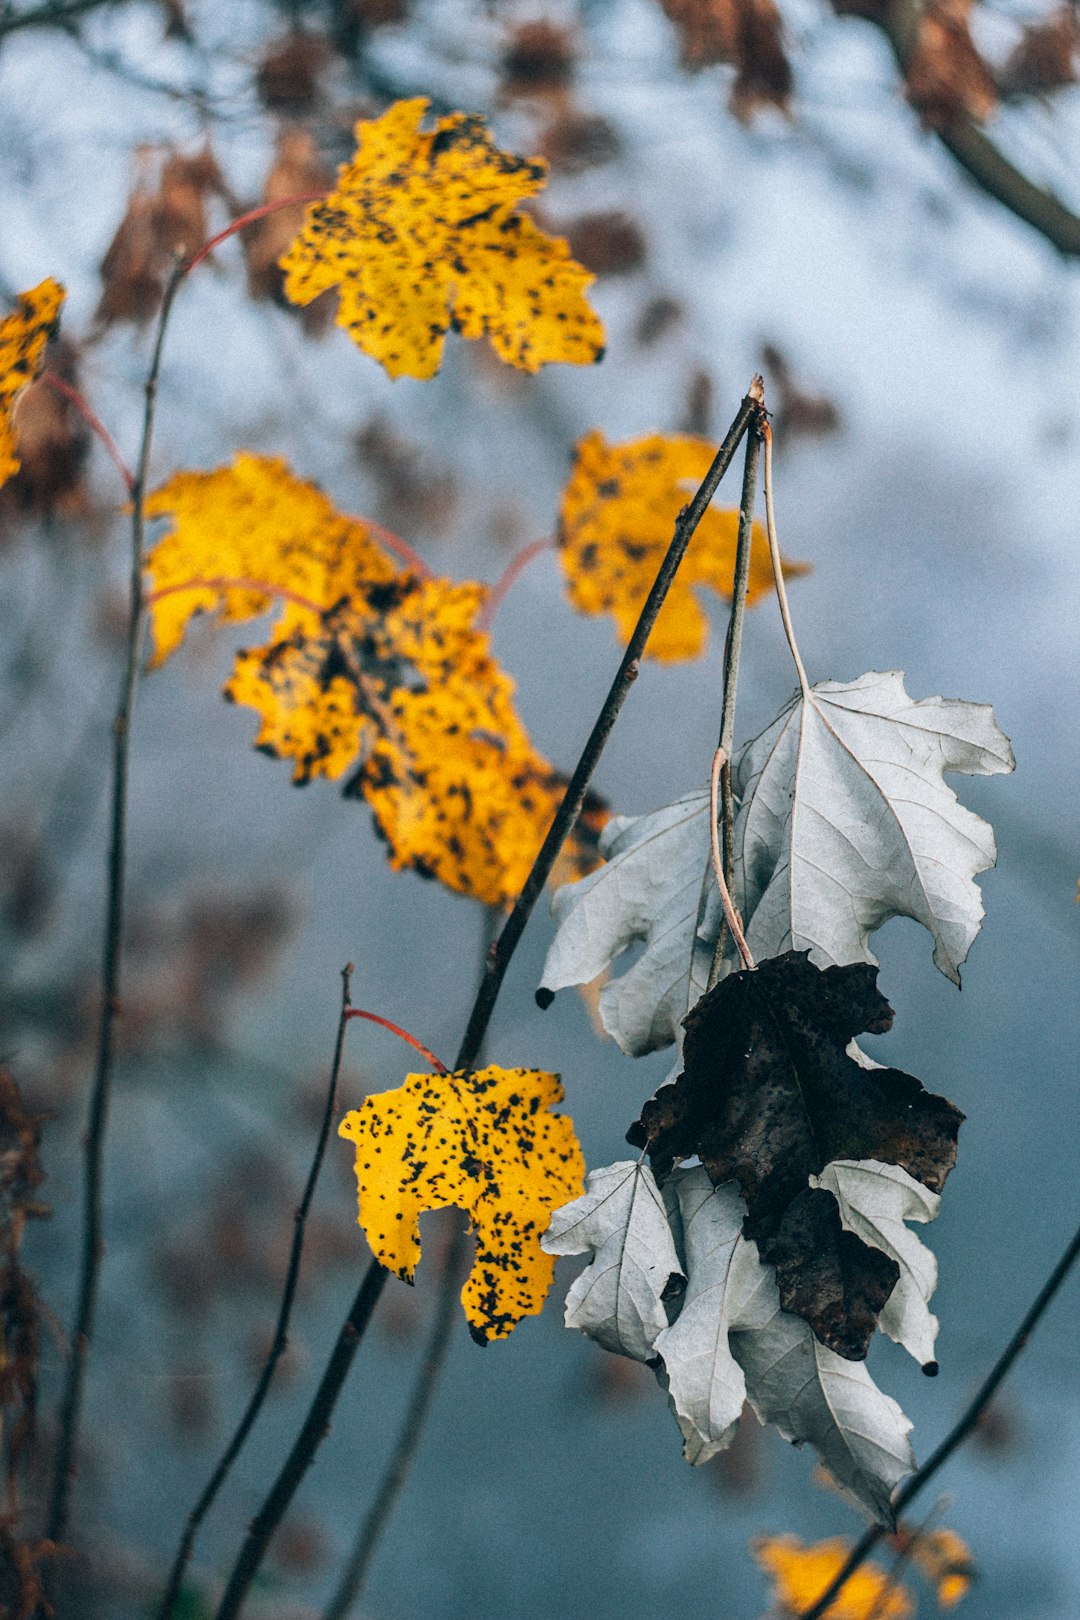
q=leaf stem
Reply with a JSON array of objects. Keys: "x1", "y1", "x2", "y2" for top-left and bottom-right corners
[
  {"x1": 155, "y1": 965, "x2": 356, "y2": 1620},
  {"x1": 146, "y1": 576, "x2": 325, "y2": 618},
  {"x1": 798, "y1": 1215, "x2": 1080, "y2": 1619},
  {"x1": 476, "y1": 538, "x2": 554, "y2": 630},
  {"x1": 343, "y1": 1008, "x2": 447, "y2": 1075},
  {"x1": 182, "y1": 193, "x2": 329, "y2": 276},
  {"x1": 46, "y1": 255, "x2": 185, "y2": 1545},
  {"x1": 708, "y1": 748, "x2": 754, "y2": 970},
  {"x1": 40, "y1": 371, "x2": 135, "y2": 495},
  {"x1": 210, "y1": 384, "x2": 762, "y2": 1620},
  {"x1": 762, "y1": 422, "x2": 810, "y2": 697}
]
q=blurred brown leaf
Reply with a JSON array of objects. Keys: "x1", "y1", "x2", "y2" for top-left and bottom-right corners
[
  {"x1": 243, "y1": 127, "x2": 334, "y2": 332},
  {"x1": 537, "y1": 104, "x2": 621, "y2": 173},
  {"x1": 255, "y1": 31, "x2": 331, "y2": 114},
  {"x1": 904, "y1": 0, "x2": 998, "y2": 128},
  {"x1": 761, "y1": 342, "x2": 842, "y2": 441},
  {"x1": 500, "y1": 19, "x2": 577, "y2": 96},
  {"x1": 353, "y1": 414, "x2": 457, "y2": 533},
  {"x1": 561, "y1": 210, "x2": 647, "y2": 276},
  {"x1": 0, "y1": 338, "x2": 90, "y2": 519},
  {"x1": 658, "y1": 0, "x2": 793, "y2": 118},
  {"x1": 999, "y1": 6, "x2": 1079, "y2": 97}
]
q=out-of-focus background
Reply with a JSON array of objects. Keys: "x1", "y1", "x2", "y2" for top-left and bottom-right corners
[{"x1": 1, "y1": 1, "x2": 1078, "y2": 1615}]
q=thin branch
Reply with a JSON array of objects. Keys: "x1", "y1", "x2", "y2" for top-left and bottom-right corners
[
  {"x1": 322, "y1": 1224, "x2": 467, "y2": 1620},
  {"x1": 707, "y1": 411, "x2": 765, "y2": 989},
  {"x1": 477, "y1": 538, "x2": 554, "y2": 630},
  {"x1": 761, "y1": 423, "x2": 809, "y2": 697},
  {"x1": 0, "y1": 0, "x2": 124, "y2": 40},
  {"x1": 156, "y1": 966, "x2": 357, "y2": 1620},
  {"x1": 40, "y1": 372, "x2": 134, "y2": 495},
  {"x1": 798, "y1": 1215, "x2": 1080, "y2": 1619},
  {"x1": 708, "y1": 748, "x2": 753, "y2": 970},
  {"x1": 211, "y1": 383, "x2": 762, "y2": 1620},
  {"x1": 343, "y1": 1008, "x2": 447, "y2": 1075},
  {"x1": 45, "y1": 256, "x2": 185, "y2": 1547},
  {"x1": 870, "y1": 0, "x2": 1080, "y2": 257}
]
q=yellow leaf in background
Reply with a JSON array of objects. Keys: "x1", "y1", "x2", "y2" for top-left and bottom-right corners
[
  {"x1": 339, "y1": 1065, "x2": 585, "y2": 1341},
  {"x1": 144, "y1": 453, "x2": 397, "y2": 666},
  {"x1": 753, "y1": 1535, "x2": 913, "y2": 1620},
  {"x1": 0, "y1": 279, "x2": 64, "y2": 488},
  {"x1": 279, "y1": 97, "x2": 605, "y2": 379},
  {"x1": 907, "y1": 1526, "x2": 973, "y2": 1609},
  {"x1": 145, "y1": 455, "x2": 608, "y2": 906},
  {"x1": 558, "y1": 430, "x2": 809, "y2": 662}
]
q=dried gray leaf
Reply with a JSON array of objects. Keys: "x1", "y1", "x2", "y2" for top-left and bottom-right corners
[
  {"x1": 811, "y1": 1159, "x2": 941, "y2": 1370},
  {"x1": 653, "y1": 1167, "x2": 758, "y2": 1463},
  {"x1": 538, "y1": 791, "x2": 715, "y2": 1055},
  {"x1": 542, "y1": 1160, "x2": 683, "y2": 1361},
  {"x1": 728, "y1": 1248, "x2": 915, "y2": 1526},
  {"x1": 735, "y1": 671, "x2": 1014, "y2": 984}
]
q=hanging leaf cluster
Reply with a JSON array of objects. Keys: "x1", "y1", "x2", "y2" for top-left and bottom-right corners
[
  {"x1": 144, "y1": 454, "x2": 604, "y2": 906},
  {"x1": 541, "y1": 661, "x2": 1013, "y2": 1519}
]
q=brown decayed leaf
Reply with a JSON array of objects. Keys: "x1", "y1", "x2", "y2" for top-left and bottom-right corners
[
  {"x1": 0, "y1": 280, "x2": 65, "y2": 490},
  {"x1": 255, "y1": 30, "x2": 331, "y2": 114},
  {"x1": 904, "y1": 0, "x2": 998, "y2": 128},
  {"x1": 243, "y1": 128, "x2": 335, "y2": 328},
  {"x1": 279, "y1": 97, "x2": 605, "y2": 378},
  {"x1": 537, "y1": 106, "x2": 621, "y2": 173},
  {"x1": 560, "y1": 211, "x2": 647, "y2": 276},
  {"x1": 500, "y1": 19, "x2": 576, "y2": 95},
  {"x1": 753, "y1": 1534, "x2": 914, "y2": 1620},
  {"x1": 999, "y1": 6, "x2": 1079, "y2": 97},
  {"x1": 761, "y1": 342, "x2": 841, "y2": 441},
  {"x1": 95, "y1": 146, "x2": 231, "y2": 328},
  {"x1": 354, "y1": 416, "x2": 457, "y2": 533},
  {"x1": 339, "y1": 1065, "x2": 585, "y2": 1340},
  {"x1": 558, "y1": 430, "x2": 807, "y2": 662},
  {"x1": 627, "y1": 952, "x2": 964, "y2": 1360},
  {"x1": 658, "y1": 0, "x2": 793, "y2": 118},
  {"x1": 145, "y1": 455, "x2": 605, "y2": 905}
]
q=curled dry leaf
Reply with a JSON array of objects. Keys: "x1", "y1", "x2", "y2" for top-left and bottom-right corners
[
  {"x1": 339, "y1": 1066, "x2": 584, "y2": 1341},
  {"x1": 244, "y1": 128, "x2": 334, "y2": 327},
  {"x1": 629, "y1": 951, "x2": 963, "y2": 1360},
  {"x1": 658, "y1": 0, "x2": 793, "y2": 119},
  {"x1": 146, "y1": 454, "x2": 604, "y2": 905},
  {"x1": 279, "y1": 97, "x2": 605, "y2": 378},
  {"x1": 999, "y1": 7, "x2": 1079, "y2": 97},
  {"x1": 753, "y1": 1534, "x2": 914, "y2": 1619},
  {"x1": 557, "y1": 430, "x2": 807, "y2": 662},
  {"x1": 0, "y1": 337, "x2": 89, "y2": 517},
  {"x1": 0, "y1": 279, "x2": 65, "y2": 489},
  {"x1": 904, "y1": 0, "x2": 998, "y2": 128}
]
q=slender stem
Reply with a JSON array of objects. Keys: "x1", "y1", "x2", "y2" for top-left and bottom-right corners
[
  {"x1": 40, "y1": 371, "x2": 135, "y2": 495},
  {"x1": 708, "y1": 413, "x2": 765, "y2": 988},
  {"x1": 762, "y1": 423, "x2": 809, "y2": 696},
  {"x1": 798, "y1": 1216, "x2": 1080, "y2": 1619},
  {"x1": 182, "y1": 193, "x2": 328, "y2": 276},
  {"x1": 343, "y1": 1009, "x2": 447, "y2": 1075},
  {"x1": 0, "y1": 0, "x2": 120, "y2": 39},
  {"x1": 46, "y1": 257, "x2": 185, "y2": 1546},
  {"x1": 708, "y1": 748, "x2": 753, "y2": 970},
  {"x1": 156, "y1": 966, "x2": 356, "y2": 1620},
  {"x1": 363, "y1": 520, "x2": 432, "y2": 579},
  {"x1": 476, "y1": 538, "x2": 553, "y2": 630},
  {"x1": 211, "y1": 385, "x2": 761, "y2": 1620}
]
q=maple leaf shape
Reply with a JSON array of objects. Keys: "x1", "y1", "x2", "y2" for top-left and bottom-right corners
[
  {"x1": 279, "y1": 97, "x2": 605, "y2": 379},
  {"x1": 542, "y1": 1159, "x2": 684, "y2": 1361},
  {"x1": 735, "y1": 671, "x2": 1015, "y2": 985},
  {"x1": 145, "y1": 455, "x2": 605, "y2": 905},
  {"x1": 628, "y1": 952, "x2": 963, "y2": 1360},
  {"x1": 339, "y1": 1065, "x2": 584, "y2": 1341},
  {"x1": 557, "y1": 430, "x2": 807, "y2": 662},
  {"x1": 0, "y1": 279, "x2": 64, "y2": 489},
  {"x1": 753, "y1": 1535, "x2": 914, "y2": 1620}
]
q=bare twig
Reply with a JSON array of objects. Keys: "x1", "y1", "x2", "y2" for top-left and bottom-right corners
[
  {"x1": 798, "y1": 1215, "x2": 1080, "y2": 1619},
  {"x1": 46, "y1": 257, "x2": 185, "y2": 1546},
  {"x1": 0, "y1": 0, "x2": 125, "y2": 40},
  {"x1": 155, "y1": 966, "x2": 357, "y2": 1620},
  {"x1": 211, "y1": 383, "x2": 762, "y2": 1620},
  {"x1": 707, "y1": 405, "x2": 765, "y2": 988}
]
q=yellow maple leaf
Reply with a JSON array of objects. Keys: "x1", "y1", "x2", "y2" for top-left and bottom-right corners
[
  {"x1": 0, "y1": 279, "x2": 64, "y2": 488},
  {"x1": 145, "y1": 455, "x2": 606, "y2": 906},
  {"x1": 753, "y1": 1536, "x2": 913, "y2": 1620},
  {"x1": 558, "y1": 429, "x2": 809, "y2": 662},
  {"x1": 279, "y1": 97, "x2": 605, "y2": 379},
  {"x1": 339, "y1": 1064, "x2": 585, "y2": 1341},
  {"x1": 907, "y1": 1526, "x2": 973, "y2": 1609}
]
